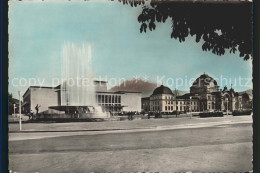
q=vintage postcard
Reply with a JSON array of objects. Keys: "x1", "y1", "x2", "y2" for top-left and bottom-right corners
[{"x1": 8, "y1": 0, "x2": 253, "y2": 172}]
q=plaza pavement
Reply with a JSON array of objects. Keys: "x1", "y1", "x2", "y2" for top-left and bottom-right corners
[
  {"x1": 9, "y1": 118, "x2": 252, "y2": 172},
  {"x1": 9, "y1": 116, "x2": 252, "y2": 141},
  {"x1": 9, "y1": 115, "x2": 251, "y2": 132}
]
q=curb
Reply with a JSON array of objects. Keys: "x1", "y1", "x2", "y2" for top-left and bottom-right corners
[{"x1": 9, "y1": 127, "x2": 156, "y2": 133}]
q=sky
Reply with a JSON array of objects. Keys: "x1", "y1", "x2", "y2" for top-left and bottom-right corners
[{"x1": 9, "y1": 1, "x2": 252, "y2": 98}]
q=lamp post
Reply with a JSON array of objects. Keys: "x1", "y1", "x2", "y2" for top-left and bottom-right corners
[
  {"x1": 189, "y1": 96, "x2": 192, "y2": 119},
  {"x1": 174, "y1": 88, "x2": 179, "y2": 117},
  {"x1": 241, "y1": 97, "x2": 243, "y2": 111},
  {"x1": 13, "y1": 104, "x2": 16, "y2": 117},
  {"x1": 18, "y1": 91, "x2": 22, "y2": 131}
]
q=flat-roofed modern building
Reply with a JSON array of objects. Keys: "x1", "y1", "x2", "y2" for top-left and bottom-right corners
[{"x1": 22, "y1": 81, "x2": 141, "y2": 114}]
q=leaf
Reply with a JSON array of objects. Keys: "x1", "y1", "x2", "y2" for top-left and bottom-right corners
[
  {"x1": 140, "y1": 23, "x2": 147, "y2": 33},
  {"x1": 202, "y1": 42, "x2": 209, "y2": 51},
  {"x1": 149, "y1": 22, "x2": 156, "y2": 31},
  {"x1": 138, "y1": 14, "x2": 143, "y2": 23},
  {"x1": 195, "y1": 34, "x2": 202, "y2": 43},
  {"x1": 244, "y1": 54, "x2": 250, "y2": 60}
]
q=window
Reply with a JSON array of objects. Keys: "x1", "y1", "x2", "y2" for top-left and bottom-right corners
[
  {"x1": 98, "y1": 95, "x2": 101, "y2": 103},
  {"x1": 176, "y1": 106, "x2": 178, "y2": 110},
  {"x1": 165, "y1": 106, "x2": 167, "y2": 110},
  {"x1": 180, "y1": 106, "x2": 182, "y2": 111},
  {"x1": 102, "y1": 95, "x2": 104, "y2": 103},
  {"x1": 168, "y1": 106, "x2": 170, "y2": 110},
  {"x1": 171, "y1": 106, "x2": 173, "y2": 110}
]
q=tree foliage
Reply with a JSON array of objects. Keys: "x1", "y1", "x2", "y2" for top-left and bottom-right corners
[
  {"x1": 119, "y1": 0, "x2": 252, "y2": 60},
  {"x1": 8, "y1": 92, "x2": 18, "y2": 115}
]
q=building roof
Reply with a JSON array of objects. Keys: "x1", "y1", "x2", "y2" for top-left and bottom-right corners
[
  {"x1": 176, "y1": 93, "x2": 191, "y2": 99},
  {"x1": 152, "y1": 85, "x2": 174, "y2": 95},
  {"x1": 23, "y1": 86, "x2": 58, "y2": 97},
  {"x1": 94, "y1": 80, "x2": 107, "y2": 83},
  {"x1": 192, "y1": 73, "x2": 218, "y2": 87},
  {"x1": 115, "y1": 91, "x2": 142, "y2": 94}
]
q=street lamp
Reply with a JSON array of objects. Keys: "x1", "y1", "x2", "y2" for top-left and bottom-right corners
[
  {"x1": 13, "y1": 104, "x2": 16, "y2": 117},
  {"x1": 189, "y1": 96, "x2": 192, "y2": 119},
  {"x1": 18, "y1": 91, "x2": 22, "y2": 131}
]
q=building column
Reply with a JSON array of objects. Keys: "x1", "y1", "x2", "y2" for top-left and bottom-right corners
[
  {"x1": 232, "y1": 97, "x2": 236, "y2": 111},
  {"x1": 221, "y1": 98, "x2": 225, "y2": 111}
]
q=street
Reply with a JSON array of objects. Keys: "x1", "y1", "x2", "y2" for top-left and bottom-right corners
[{"x1": 9, "y1": 117, "x2": 252, "y2": 172}]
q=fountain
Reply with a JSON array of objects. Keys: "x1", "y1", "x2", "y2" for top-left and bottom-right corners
[{"x1": 49, "y1": 43, "x2": 109, "y2": 119}]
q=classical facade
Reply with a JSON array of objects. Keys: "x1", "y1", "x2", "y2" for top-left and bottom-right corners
[
  {"x1": 147, "y1": 85, "x2": 200, "y2": 113},
  {"x1": 189, "y1": 73, "x2": 244, "y2": 112},
  {"x1": 22, "y1": 81, "x2": 141, "y2": 114},
  {"x1": 142, "y1": 73, "x2": 252, "y2": 113},
  {"x1": 149, "y1": 85, "x2": 175, "y2": 113}
]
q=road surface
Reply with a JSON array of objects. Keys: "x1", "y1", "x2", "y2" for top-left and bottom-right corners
[{"x1": 9, "y1": 120, "x2": 252, "y2": 172}]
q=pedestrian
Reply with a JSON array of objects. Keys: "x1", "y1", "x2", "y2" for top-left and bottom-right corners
[
  {"x1": 30, "y1": 110, "x2": 33, "y2": 120},
  {"x1": 128, "y1": 112, "x2": 131, "y2": 120},
  {"x1": 28, "y1": 112, "x2": 31, "y2": 120},
  {"x1": 35, "y1": 104, "x2": 41, "y2": 115}
]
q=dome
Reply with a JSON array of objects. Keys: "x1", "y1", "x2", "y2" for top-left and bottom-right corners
[
  {"x1": 152, "y1": 85, "x2": 173, "y2": 95},
  {"x1": 192, "y1": 73, "x2": 218, "y2": 87}
]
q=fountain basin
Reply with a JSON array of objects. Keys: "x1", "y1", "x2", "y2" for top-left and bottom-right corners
[{"x1": 36, "y1": 105, "x2": 110, "y2": 119}]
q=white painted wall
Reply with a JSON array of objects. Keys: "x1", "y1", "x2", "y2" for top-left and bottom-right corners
[{"x1": 121, "y1": 92, "x2": 141, "y2": 112}]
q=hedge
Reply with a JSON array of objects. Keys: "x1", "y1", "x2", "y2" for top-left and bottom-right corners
[{"x1": 199, "y1": 112, "x2": 224, "y2": 118}]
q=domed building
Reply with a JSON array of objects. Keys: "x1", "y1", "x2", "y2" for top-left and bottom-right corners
[
  {"x1": 150, "y1": 85, "x2": 175, "y2": 113},
  {"x1": 190, "y1": 73, "x2": 219, "y2": 94},
  {"x1": 189, "y1": 73, "x2": 244, "y2": 112},
  {"x1": 142, "y1": 73, "x2": 251, "y2": 114}
]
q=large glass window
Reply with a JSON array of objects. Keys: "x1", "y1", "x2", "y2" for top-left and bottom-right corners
[
  {"x1": 98, "y1": 95, "x2": 101, "y2": 103},
  {"x1": 108, "y1": 95, "x2": 111, "y2": 103},
  {"x1": 102, "y1": 95, "x2": 104, "y2": 103}
]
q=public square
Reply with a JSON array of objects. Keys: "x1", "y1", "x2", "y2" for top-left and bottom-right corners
[
  {"x1": 9, "y1": 116, "x2": 252, "y2": 172},
  {"x1": 8, "y1": 2, "x2": 253, "y2": 172}
]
